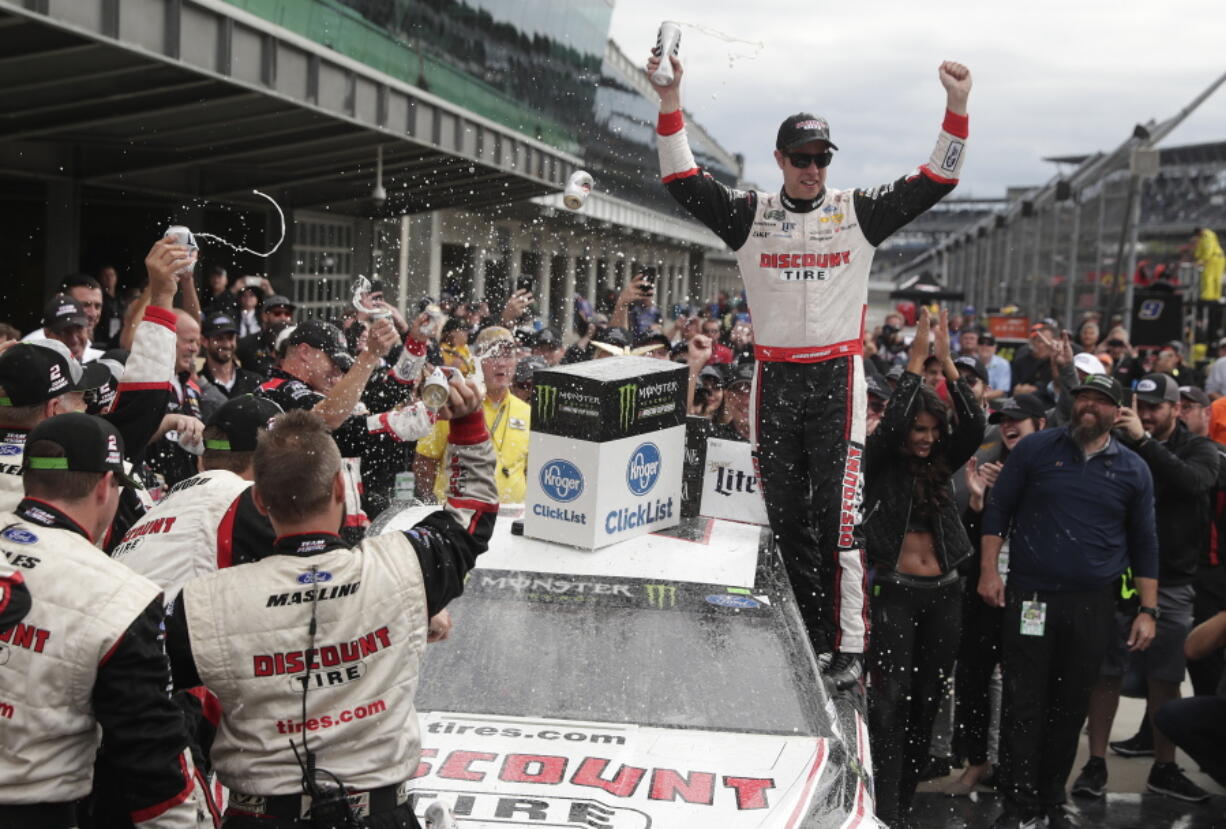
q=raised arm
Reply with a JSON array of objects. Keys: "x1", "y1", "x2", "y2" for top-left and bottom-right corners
[
  {"x1": 313, "y1": 317, "x2": 399, "y2": 430},
  {"x1": 854, "y1": 61, "x2": 972, "y2": 247},
  {"x1": 408, "y1": 377, "x2": 499, "y2": 617},
  {"x1": 646, "y1": 53, "x2": 756, "y2": 251}
]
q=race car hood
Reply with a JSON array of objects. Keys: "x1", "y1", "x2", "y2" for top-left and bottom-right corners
[{"x1": 408, "y1": 711, "x2": 877, "y2": 828}]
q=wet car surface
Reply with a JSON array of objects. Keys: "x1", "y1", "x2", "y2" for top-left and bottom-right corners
[{"x1": 372, "y1": 506, "x2": 880, "y2": 827}]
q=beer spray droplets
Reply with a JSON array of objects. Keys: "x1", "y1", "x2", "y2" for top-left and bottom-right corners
[{"x1": 191, "y1": 190, "x2": 288, "y2": 258}]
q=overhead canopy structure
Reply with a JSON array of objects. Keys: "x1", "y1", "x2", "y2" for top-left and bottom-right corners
[
  {"x1": 889, "y1": 271, "x2": 965, "y2": 303},
  {"x1": 0, "y1": 0, "x2": 581, "y2": 216}
]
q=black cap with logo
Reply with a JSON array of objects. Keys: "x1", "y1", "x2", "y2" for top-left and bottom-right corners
[
  {"x1": 24, "y1": 412, "x2": 141, "y2": 488},
  {"x1": 43, "y1": 295, "x2": 89, "y2": 332},
  {"x1": 1069, "y1": 373, "x2": 1124, "y2": 406},
  {"x1": 202, "y1": 313, "x2": 238, "y2": 337},
  {"x1": 866, "y1": 374, "x2": 891, "y2": 401},
  {"x1": 205, "y1": 395, "x2": 283, "y2": 452},
  {"x1": 0, "y1": 340, "x2": 84, "y2": 406},
  {"x1": 262, "y1": 294, "x2": 295, "y2": 312},
  {"x1": 776, "y1": 113, "x2": 839, "y2": 151},
  {"x1": 81, "y1": 359, "x2": 122, "y2": 416},
  {"x1": 954, "y1": 355, "x2": 989, "y2": 385},
  {"x1": 283, "y1": 319, "x2": 351, "y2": 371},
  {"x1": 989, "y1": 393, "x2": 1048, "y2": 424}
]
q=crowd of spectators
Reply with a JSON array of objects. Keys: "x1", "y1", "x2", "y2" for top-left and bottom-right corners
[{"x1": 4, "y1": 241, "x2": 1226, "y2": 827}]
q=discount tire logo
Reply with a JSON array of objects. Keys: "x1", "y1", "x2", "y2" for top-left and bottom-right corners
[
  {"x1": 539, "y1": 459, "x2": 584, "y2": 503},
  {"x1": 626, "y1": 443, "x2": 661, "y2": 496}
]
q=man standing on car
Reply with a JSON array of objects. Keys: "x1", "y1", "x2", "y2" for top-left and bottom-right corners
[
  {"x1": 647, "y1": 49, "x2": 972, "y2": 685},
  {"x1": 165, "y1": 375, "x2": 497, "y2": 828},
  {"x1": 979, "y1": 373, "x2": 1158, "y2": 828}
]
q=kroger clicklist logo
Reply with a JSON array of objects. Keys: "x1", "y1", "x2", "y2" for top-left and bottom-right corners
[
  {"x1": 626, "y1": 442, "x2": 661, "y2": 496},
  {"x1": 540, "y1": 459, "x2": 584, "y2": 503}
]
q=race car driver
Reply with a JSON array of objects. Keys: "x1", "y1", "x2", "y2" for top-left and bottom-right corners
[
  {"x1": 0, "y1": 238, "x2": 191, "y2": 550},
  {"x1": 112, "y1": 394, "x2": 284, "y2": 606},
  {"x1": 256, "y1": 317, "x2": 435, "y2": 539},
  {"x1": 165, "y1": 375, "x2": 497, "y2": 828},
  {"x1": 0, "y1": 412, "x2": 203, "y2": 828},
  {"x1": 647, "y1": 51, "x2": 972, "y2": 686}
]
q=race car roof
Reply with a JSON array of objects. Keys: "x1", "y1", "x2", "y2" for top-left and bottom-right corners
[{"x1": 379, "y1": 505, "x2": 765, "y2": 590}]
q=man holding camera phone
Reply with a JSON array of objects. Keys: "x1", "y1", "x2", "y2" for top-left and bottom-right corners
[{"x1": 647, "y1": 48, "x2": 972, "y2": 687}]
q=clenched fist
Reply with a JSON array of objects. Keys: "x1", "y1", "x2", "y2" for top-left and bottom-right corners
[{"x1": 938, "y1": 61, "x2": 972, "y2": 113}]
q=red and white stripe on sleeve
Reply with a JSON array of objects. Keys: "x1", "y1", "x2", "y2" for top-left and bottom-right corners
[{"x1": 657, "y1": 109, "x2": 701, "y2": 184}]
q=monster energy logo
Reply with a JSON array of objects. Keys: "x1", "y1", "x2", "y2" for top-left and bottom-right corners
[
  {"x1": 645, "y1": 584, "x2": 676, "y2": 608},
  {"x1": 537, "y1": 385, "x2": 558, "y2": 422},
  {"x1": 617, "y1": 383, "x2": 638, "y2": 431},
  {"x1": 1119, "y1": 567, "x2": 1137, "y2": 600}
]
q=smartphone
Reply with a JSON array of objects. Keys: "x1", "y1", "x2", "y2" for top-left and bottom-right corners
[
  {"x1": 640, "y1": 267, "x2": 657, "y2": 288},
  {"x1": 245, "y1": 275, "x2": 262, "y2": 288},
  {"x1": 1120, "y1": 387, "x2": 1134, "y2": 408},
  {"x1": 515, "y1": 276, "x2": 534, "y2": 294}
]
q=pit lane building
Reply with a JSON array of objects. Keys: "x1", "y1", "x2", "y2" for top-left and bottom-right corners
[{"x1": 0, "y1": 0, "x2": 743, "y2": 335}]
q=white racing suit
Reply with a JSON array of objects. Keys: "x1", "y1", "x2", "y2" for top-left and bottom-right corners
[
  {"x1": 658, "y1": 107, "x2": 968, "y2": 654},
  {"x1": 0, "y1": 499, "x2": 205, "y2": 828},
  {"x1": 164, "y1": 410, "x2": 497, "y2": 822}
]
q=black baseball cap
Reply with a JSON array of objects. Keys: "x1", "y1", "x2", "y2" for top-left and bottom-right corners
[
  {"x1": 1069, "y1": 374, "x2": 1123, "y2": 406},
  {"x1": 635, "y1": 332, "x2": 671, "y2": 354},
  {"x1": 727, "y1": 362, "x2": 756, "y2": 389},
  {"x1": 514, "y1": 356, "x2": 547, "y2": 387},
  {"x1": 284, "y1": 320, "x2": 350, "y2": 371},
  {"x1": 81, "y1": 360, "x2": 121, "y2": 416},
  {"x1": 24, "y1": 412, "x2": 141, "y2": 488},
  {"x1": 776, "y1": 113, "x2": 839, "y2": 151},
  {"x1": 866, "y1": 374, "x2": 891, "y2": 401},
  {"x1": 1133, "y1": 373, "x2": 1179, "y2": 404},
  {"x1": 989, "y1": 393, "x2": 1048, "y2": 423},
  {"x1": 979, "y1": 332, "x2": 997, "y2": 346},
  {"x1": 1179, "y1": 385, "x2": 1211, "y2": 407},
  {"x1": 532, "y1": 328, "x2": 561, "y2": 349},
  {"x1": 954, "y1": 355, "x2": 989, "y2": 385},
  {"x1": 0, "y1": 340, "x2": 84, "y2": 406},
  {"x1": 698, "y1": 365, "x2": 727, "y2": 387},
  {"x1": 593, "y1": 327, "x2": 631, "y2": 349},
  {"x1": 43, "y1": 295, "x2": 89, "y2": 332},
  {"x1": 205, "y1": 395, "x2": 283, "y2": 452},
  {"x1": 202, "y1": 313, "x2": 238, "y2": 337},
  {"x1": 263, "y1": 294, "x2": 295, "y2": 312}
]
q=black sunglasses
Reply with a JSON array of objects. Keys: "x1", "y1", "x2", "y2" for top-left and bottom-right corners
[{"x1": 786, "y1": 151, "x2": 834, "y2": 169}]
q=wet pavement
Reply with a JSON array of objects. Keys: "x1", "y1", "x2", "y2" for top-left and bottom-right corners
[
  {"x1": 911, "y1": 695, "x2": 1226, "y2": 826},
  {"x1": 913, "y1": 791, "x2": 1226, "y2": 827}
]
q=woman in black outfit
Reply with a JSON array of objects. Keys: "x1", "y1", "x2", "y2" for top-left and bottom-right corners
[
  {"x1": 948, "y1": 393, "x2": 1048, "y2": 795},
  {"x1": 863, "y1": 308, "x2": 986, "y2": 828}
]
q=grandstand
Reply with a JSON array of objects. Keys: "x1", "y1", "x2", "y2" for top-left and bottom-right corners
[{"x1": 881, "y1": 70, "x2": 1226, "y2": 331}]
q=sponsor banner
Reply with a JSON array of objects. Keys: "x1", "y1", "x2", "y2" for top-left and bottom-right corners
[
  {"x1": 524, "y1": 428, "x2": 683, "y2": 550},
  {"x1": 699, "y1": 438, "x2": 768, "y2": 526},
  {"x1": 532, "y1": 357, "x2": 686, "y2": 442},
  {"x1": 986, "y1": 315, "x2": 1030, "y2": 343},
  {"x1": 409, "y1": 712, "x2": 831, "y2": 828},
  {"x1": 471, "y1": 570, "x2": 771, "y2": 615}
]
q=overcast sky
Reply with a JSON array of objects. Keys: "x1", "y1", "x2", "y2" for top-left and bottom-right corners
[{"x1": 608, "y1": 1, "x2": 1226, "y2": 199}]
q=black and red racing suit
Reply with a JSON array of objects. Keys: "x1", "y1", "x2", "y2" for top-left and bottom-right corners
[{"x1": 657, "y1": 107, "x2": 968, "y2": 654}]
